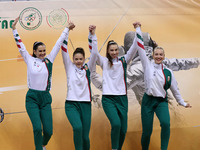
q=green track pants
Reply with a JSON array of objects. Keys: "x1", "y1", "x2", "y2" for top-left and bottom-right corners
[
  {"x1": 141, "y1": 93, "x2": 170, "y2": 150},
  {"x1": 65, "y1": 101, "x2": 91, "y2": 150},
  {"x1": 26, "y1": 89, "x2": 53, "y2": 150},
  {"x1": 102, "y1": 95, "x2": 128, "y2": 150}
]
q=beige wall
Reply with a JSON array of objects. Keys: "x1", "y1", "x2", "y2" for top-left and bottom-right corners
[{"x1": 0, "y1": 0, "x2": 200, "y2": 149}]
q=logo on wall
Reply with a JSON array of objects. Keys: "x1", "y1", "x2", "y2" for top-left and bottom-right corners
[
  {"x1": 46, "y1": 8, "x2": 69, "y2": 29},
  {"x1": 19, "y1": 7, "x2": 42, "y2": 30},
  {"x1": 0, "y1": 17, "x2": 14, "y2": 29}
]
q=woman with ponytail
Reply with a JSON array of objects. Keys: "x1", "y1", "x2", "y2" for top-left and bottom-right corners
[
  {"x1": 134, "y1": 22, "x2": 191, "y2": 150},
  {"x1": 11, "y1": 17, "x2": 75, "y2": 150},
  {"x1": 61, "y1": 25, "x2": 98, "y2": 150},
  {"x1": 91, "y1": 22, "x2": 139, "y2": 150}
]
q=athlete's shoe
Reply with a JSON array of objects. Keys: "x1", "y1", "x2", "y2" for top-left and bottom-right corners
[{"x1": 43, "y1": 147, "x2": 47, "y2": 150}]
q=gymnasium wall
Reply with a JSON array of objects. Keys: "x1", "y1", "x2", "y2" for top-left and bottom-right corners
[{"x1": 0, "y1": 0, "x2": 200, "y2": 150}]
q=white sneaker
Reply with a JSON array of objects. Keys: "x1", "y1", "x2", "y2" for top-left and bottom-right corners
[{"x1": 43, "y1": 146, "x2": 47, "y2": 150}]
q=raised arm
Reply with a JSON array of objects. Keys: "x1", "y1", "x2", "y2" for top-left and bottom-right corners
[
  {"x1": 87, "y1": 25, "x2": 98, "y2": 71},
  {"x1": 61, "y1": 22, "x2": 75, "y2": 72},
  {"x1": 169, "y1": 70, "x2": 192, "y2": 108},
  {"x1": 47, "y1": 22, "x2": 75, "y2": 63},
  {"x1": 124, "y1": 23, "x2": 139, "y2": 64},
  {"x1": 134, "y1": 22, "x2": 151, "y2": 70},
  {"x1": 88, "y1": 31, "x2": 105, "y2": 68},
  {"x1": 87, "y1": 25, "x2": 103, "y2": 90},
  {"x1": 12, "y1": 17, "x2": 32, "y2": 64}
]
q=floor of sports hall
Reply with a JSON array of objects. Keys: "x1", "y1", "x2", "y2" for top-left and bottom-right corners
[{"x1": 0, "y1": 0, "x2": 200, "y2": 149}]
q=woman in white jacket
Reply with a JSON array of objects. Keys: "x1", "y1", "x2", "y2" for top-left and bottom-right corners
[
  {"x1": 91, "y1": 22, "x2": 139, "y2": 150},
  {"x1": 134, "y1": 22, "x2": 191, "y2": 150},
  {"x1": 12, "y1": 17, "x2": 75, "y2": 150},
  {"x1": 61, "y1": 25, "x2": 98, "y2": 150}
]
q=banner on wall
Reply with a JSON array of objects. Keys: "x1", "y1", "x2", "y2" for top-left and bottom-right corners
[
  {"x1": 0, "y1": 7, "x2": 70, "y2": 30},
  {"x1": 0, "y1": 1, "x2": 200, "y2": 149}
]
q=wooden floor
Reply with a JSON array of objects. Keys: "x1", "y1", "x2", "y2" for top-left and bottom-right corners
[{"x1": 0, "y1": 0, "x2": 200, "y2": 149}]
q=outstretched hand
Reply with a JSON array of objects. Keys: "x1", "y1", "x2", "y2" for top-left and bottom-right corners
[
  {"x1": 133, "y1": 22, "x2": 141, "y2": 29},
  {"x1": 67, "y1": 21, "x2": 75, "y2": 30},
  {"x1": 185, "y1": 103, "x2": 192, "y2": 108},
  {"x1": 89, "y1": 25, "x2": 96, "y2": 35},
  {"x1": 12, "y1": 17, "x2": 19, "y2": 30}
]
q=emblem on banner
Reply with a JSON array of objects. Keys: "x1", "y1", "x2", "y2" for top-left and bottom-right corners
[
  {"x1": 19, "y1": 7, "x2": 42, "y2": 30},
  {"x1": 46, "y1": 8, "x2": 69, "y2": 29}
]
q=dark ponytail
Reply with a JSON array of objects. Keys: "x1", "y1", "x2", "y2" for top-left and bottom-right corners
[
  {"x1": 149, "y1": 37, "x2": 158, "y2": 50},
  {"x1": 33, "y1": 41, "x2": 45, "y2": 58},
  {"x1": 106, "y1": 40, "x2": 118, "y2": 67},
  {"x1": 73, "y1": 47, "x2": 85, "y2": 58}
]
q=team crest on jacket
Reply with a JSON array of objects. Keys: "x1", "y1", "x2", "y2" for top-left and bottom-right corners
[
  {"x1": 84, "y1": 65, "x2": 88, "y2": 70},
  {"x1": 45, "y1": 59, "x2": 49, "y2": 64},
  {"x1": 122, "y1": 57, "x2": 125, "y2": 63},
  {"x1": 167, "y1": 76, "x2": 170, "y2": 82}
]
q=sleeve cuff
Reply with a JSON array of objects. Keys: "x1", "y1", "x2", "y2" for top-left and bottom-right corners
[
  {"x1": 64, "y1": 27, "x2": 69, "y2": 33},
  {"x1": 90, "y1": 34, "x2": 97, "y2": 40},
  {"x1": 88, "y1": 32, "x2": 97, "y2": 38},
  {"x1": 12, "y1": 29, "x2": 18, "y2": 35},
  {"x1": 179, "y1": 101, "x2": 187, "y2": 107},
  {"x1": 136, "y1": 27, "x2": 141, "y2": 32}
]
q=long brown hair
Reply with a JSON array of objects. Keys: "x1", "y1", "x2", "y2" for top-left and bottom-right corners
[{"x1": 106, "y1": 40, "x2": 118, "y2": 67}]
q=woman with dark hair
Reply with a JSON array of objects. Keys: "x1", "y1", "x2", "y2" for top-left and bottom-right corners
[
  {"x1": 92, "y1": 22, "x2": 139, "y2": 150},
  {"x1": 12, "y1": 17, "x2": 75, "y2": 150},
  {"x1": 134, "y1": 23, "x2": 192, "y2": 150},
  {"x1": 61, "y1": 25, "x2": 98, "y2": 150}
]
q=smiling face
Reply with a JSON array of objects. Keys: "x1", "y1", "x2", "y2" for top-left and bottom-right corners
[
  {"x1": 153, "y1": 47, "x2": 165, "y2": 64},
  {"x1": 33, "y1": 45, "x2": 46, "y2": 59},
  {"x1": 73, "y1": 53, "x2": 85, "y2": 68},
  {"x1": 107, "y1": 44, "x2": 119, "y2": 59}
]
